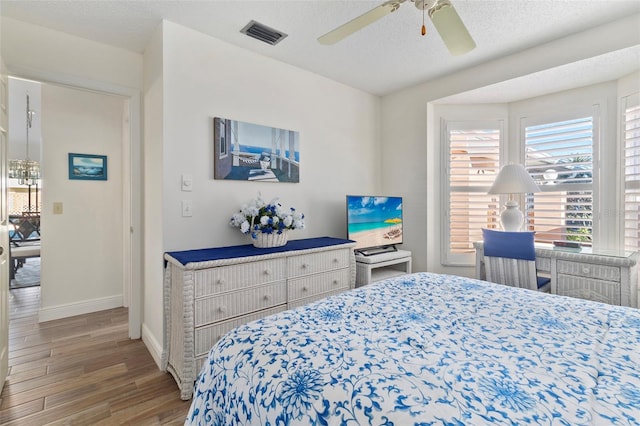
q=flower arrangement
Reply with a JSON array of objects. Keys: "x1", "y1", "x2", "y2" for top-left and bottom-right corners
[{"x1": 230, "y1": 193, "x2": 305, "y2": 241}]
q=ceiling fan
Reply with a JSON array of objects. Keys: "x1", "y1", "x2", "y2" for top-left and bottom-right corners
[{"x1": 318, "y1": 0, "x2": 476, "y2": 56}]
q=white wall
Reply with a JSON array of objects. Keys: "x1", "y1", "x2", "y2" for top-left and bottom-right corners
[
  {"x1": 0, "y1": 17, "x2": 143, "y2": 90},
  {"x1": 138, "y1": 21, "x2": 381, "y2": 365},
  {"x1": 39, "y1": 84, "x2": 125, "y2": 320},
  {"x1": 160, "y1": 21, "x2": 381, "y2": 252},
  {"x1": 381, "y1": 14, "x2": 640, "y2": 276},
  {"x1": 142, "y1": 23, "x2": 165, "y2": 364}
]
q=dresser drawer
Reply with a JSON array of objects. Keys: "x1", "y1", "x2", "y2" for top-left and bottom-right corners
[
  {"x1": 194, "y1": 259, "x2": 287, "y2": 297},
  {"x1": 288, "y1": 249, "x2": 351, "y2": 278},
  {"x1": 536, "y1": 257, "x2": 551, "y2": 273},
  {"x1": 195, "y1": 305, "x2": 286, "y2": 356},
  {"x1": 288, "y1": 289, "x2": 347, "y2": 310},
  {"x1": 195, "y1": 281, "x2": 287, "y2": 326},
  {"x1": 557, "y1": 274, "x2": 621, "y2": 305},
  {"x1": 288, "y1": 268, "x2": 351, "y2": 302},
  {"x1": 556, "y1": 260, "x2": 621, "y2": 282}
]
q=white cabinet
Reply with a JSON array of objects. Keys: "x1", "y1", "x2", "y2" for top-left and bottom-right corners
[
  {"x1": 355, "y1": 250, "x2": 412, "y2": 287},
  {"x1": 162, "y1": 237, "x2": 356, "y2": 399}
]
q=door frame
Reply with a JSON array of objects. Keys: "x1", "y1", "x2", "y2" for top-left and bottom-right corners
[{"x1": 10, "y1": 67, "x2": 142, "y2": 338}]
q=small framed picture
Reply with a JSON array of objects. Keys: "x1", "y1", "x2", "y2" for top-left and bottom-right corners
[{"x1": 68, "y1": 153, "x2": 108, "y2": 181}]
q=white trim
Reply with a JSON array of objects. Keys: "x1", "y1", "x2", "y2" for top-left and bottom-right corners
[
  {"x1": 38, "y1": 294, "x2": 123, "y2": 322},
  {"x1": 142, "y1": 322, "x2": 164, "y2": 369}
]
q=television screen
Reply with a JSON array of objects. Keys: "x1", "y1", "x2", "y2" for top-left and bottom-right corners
[{"x1": 346, "y1": 195, "x2": 403, "y2": 251}]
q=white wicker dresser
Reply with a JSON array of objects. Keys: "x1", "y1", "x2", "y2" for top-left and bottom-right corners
[{"x1": 162, "y1": 236, "x2": 356, "y2": 400}]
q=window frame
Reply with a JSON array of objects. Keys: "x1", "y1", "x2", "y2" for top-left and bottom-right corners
[{"x1": 622, "y1": 92, "x2": 640, "y2": 252}]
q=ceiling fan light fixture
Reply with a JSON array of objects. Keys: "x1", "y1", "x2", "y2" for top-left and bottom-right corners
[{"x1": 428, "y1": 0, "x2": 476, "y2": 55}]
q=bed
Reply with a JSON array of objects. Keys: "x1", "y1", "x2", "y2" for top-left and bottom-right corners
[{"x1": 186, "y1": 272, "x2": 640, "y2": 425}]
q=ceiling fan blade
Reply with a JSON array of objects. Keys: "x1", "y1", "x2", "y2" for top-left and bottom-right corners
[
  {"x1": 428, "y1": 0, "x2": 475, "y2": 55},
  {"x1": 318, "y1": 1, "x2": 406, "y2": 45}
]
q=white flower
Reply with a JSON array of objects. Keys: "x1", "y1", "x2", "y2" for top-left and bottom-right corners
[
  {"x1": 230, "y1": 213, "x2": 245, "y2": 227},
  {"x1": 230, "y1": 192, "x2": 305, "y2": 235}
]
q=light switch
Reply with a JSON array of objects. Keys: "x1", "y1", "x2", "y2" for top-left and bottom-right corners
[
  {"x1": 182, "y1": 200, "x2": 193, "y2": 217},
  {"x1": 53, "y1": 202, "x2": 63, "y2": 214},
  {"x1": 181, "y1": 174, "x2": 193, "y2": 192}
]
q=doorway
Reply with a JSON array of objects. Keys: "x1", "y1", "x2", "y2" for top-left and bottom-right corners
[
  {"x1": 7, "y1": 78, "x2": 42, "y2": 293},
  {"x1": 5, "y1": 75, "x2": 141, "y2": 338}
]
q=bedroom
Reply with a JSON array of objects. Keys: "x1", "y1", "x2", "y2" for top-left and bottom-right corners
[{"x1": 0, "y1": 0, "x2": 639, "y2": 423}]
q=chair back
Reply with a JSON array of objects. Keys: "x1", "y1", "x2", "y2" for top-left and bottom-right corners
[
  {"x1": 482, "y1": 228, "x2": 546, "y2": 292},
  {"x1": 9, "y1": 214, "x2": 41, "y2": 243}
]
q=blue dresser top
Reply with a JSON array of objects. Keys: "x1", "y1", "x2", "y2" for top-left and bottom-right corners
[{"x1": 165, "y1": 236, "x2": 354, "y2": 266}]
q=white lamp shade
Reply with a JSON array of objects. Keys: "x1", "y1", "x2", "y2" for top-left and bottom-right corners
[{"x1": 488, "y1": 164, "x2": 540, "y2": 195}]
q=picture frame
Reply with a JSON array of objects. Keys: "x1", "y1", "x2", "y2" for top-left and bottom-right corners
[
  {"x1": 68, "y1": 153, "x2": 108, "y2": 181},
  {"x1": 213, "y1": 117, "x2": 300, "y2": 183}
]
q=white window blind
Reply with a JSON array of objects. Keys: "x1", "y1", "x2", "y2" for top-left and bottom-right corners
[
  {"x1": 623, "y1": 94, "x2": 640, "y2": 252},
  {"x1": 524, "y1": 117, "x2": 593, "y2": 244},
  {"x1": 445, "y1": 123, "x2": 501, "y2": 263}
]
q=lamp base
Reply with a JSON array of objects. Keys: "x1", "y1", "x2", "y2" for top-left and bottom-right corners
[{"x1": 500, "y1": 201, "x2": 524, "y2": 232}]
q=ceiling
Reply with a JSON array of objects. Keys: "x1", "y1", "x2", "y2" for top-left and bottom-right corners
[{"x1": 1, "y1": 0, "x2": 639, "y2": 98}]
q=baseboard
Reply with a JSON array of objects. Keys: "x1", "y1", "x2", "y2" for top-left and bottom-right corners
[
  {"x1": 142, "y1": 323, "x2": 164, "y2": 369},
  {"x1": 38, "y1": 294, "x2": 123, "y2": 323}
]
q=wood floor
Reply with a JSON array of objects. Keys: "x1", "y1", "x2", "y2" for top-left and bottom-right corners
[{"x1": 0, "y1": 286, "x2": 191, "y2": 425}]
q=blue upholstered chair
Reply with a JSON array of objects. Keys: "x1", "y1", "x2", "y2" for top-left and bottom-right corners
[{"x1": 481, "y1": 228, "x2": 551, "y2": 292}]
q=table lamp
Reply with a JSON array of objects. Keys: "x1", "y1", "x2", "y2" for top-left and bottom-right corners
[{"x1": 488, "y1": 164, "x2": 540, "y2": 232}]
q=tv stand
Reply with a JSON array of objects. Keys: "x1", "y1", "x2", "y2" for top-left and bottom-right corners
[{"x1": 355, "y1": 250, "x2": 412, "y2": 287}]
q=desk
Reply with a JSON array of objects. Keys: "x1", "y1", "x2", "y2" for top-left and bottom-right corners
[{"x1": 474, "y1": 242, "x2": 639, "y2": 308}]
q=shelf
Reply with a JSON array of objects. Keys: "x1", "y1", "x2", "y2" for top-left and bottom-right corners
[{"x1": 355, "y1": 251, "x2": 412, "y2": 287}]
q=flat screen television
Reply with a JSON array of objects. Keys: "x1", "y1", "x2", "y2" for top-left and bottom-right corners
[{"x1": 346, "y1": 195, "x2": 403, "y2": 254}]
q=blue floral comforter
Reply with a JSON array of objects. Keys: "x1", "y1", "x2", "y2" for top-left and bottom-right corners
[{"x1": 186, "y1": 272, "x2": 640, "y2": 425}]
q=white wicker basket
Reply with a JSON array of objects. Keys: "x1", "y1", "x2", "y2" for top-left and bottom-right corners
[{"x1": 252, "y1": 231, "x2": 288, "y2": 248}]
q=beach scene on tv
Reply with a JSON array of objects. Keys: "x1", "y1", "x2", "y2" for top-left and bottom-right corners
[{"x1": 347, "y1": 196, "x2": 403, "y2": 250}]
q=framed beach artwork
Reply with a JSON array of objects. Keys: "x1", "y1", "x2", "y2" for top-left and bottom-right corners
[
  {"x1": 68, "y1": 153, "x2": 108, "y2": 181},
  {"x1": 213, "y1": 117, "x2": 300, "y2": 183}
]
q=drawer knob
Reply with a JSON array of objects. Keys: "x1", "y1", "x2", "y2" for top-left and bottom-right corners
[
  {"x1": 302, "y1": 286, "x2": 308, "y2": 292},
  {"x1": 302, "y1": 263, "x2": 309, "y2": 269},
  {"x1": 332, "y1": 258, "x2": 338, "y2": 263},
  {"x1": 216, "y1": 278, "x2": 225, "y2": 285},
  {"x1": 263, "y1": 269, "x2": 271, "y2": 275},
  {"x1": 582, "y1": 267, "x2": 591, "y2": 274},
  {"x1": 217, "y1": 306, "x2": 225, "y2": 313},
  {"x1": 333, "y1": 279, "x2": 339, "y2": 285},
  {"x1": 263, "y1": 295, "x2": 270, "y2": 301}
]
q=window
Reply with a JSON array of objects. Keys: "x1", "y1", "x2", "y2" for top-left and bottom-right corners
[
  {"x1": 623, "y1": 94, "x2": 640, "y2": 252},
  {"x1": 443, "y1": 121, "x2": 501, "y2": 265},
  {"x1": 523, "y1": 116, "x2": 594, "y2": 244}
]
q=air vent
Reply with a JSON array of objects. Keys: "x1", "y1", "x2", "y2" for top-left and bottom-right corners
[{"x1": 240, "y1": 20, "x2": 288, "y2": 46}]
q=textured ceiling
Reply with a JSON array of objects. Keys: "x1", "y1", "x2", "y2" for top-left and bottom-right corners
[{"x1": 1, "y1": 0, "x2": 639, "y2": 97}]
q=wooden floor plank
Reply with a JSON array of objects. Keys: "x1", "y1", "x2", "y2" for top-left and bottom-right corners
[{"x1": 0, "y1": 286, "x2": 191, "y2": 424}]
